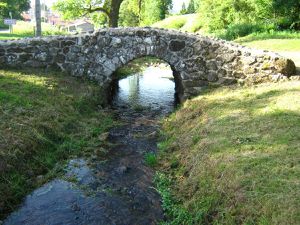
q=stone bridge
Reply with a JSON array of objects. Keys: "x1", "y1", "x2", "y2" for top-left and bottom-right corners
[{"x1": 0, "y1": 27, "x2": 296, "y2": 101}]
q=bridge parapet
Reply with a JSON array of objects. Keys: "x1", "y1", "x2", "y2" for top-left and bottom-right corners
[{"x1": 0, "y1": 27, "x2": 296, "y2": 101}]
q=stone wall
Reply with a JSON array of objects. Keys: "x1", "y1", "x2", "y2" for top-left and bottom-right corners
[{"x1": 0, "y1": 27, "x2": 296, "y2": 101}]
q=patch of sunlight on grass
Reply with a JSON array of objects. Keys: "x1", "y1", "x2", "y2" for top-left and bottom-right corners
[
  {"x1": 240, "y1": 39, "x2": 300, "y2": 52},
  {"x1": 0, "y1": 71, "x2": 56, "y2": 88}
]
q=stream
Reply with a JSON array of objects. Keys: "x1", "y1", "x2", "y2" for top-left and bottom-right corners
[{"x1": 4, "y1": 66, "x2": 176, "y2": 225}]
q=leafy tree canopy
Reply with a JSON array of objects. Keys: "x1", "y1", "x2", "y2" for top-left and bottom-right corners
[
  {"x1": 180, "y1": 2, "x2": 187, "y2": 15},
  {"x1": 198, "y1": 0, "x2": 300, "y2": 31},
  {"x1": 53, "y1": 0, "x2": 123, "y2": 27},
  {"x1": 187, "y1": 0, "x2": 196, "y2": 14},
  {"x1": 0, "y1": 0, "x2": 30, "y2": 19}
]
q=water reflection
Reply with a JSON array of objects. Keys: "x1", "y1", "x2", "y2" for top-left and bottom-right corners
[{"x1": 113, "y1": 66, "x2": 176, "y2": 114}]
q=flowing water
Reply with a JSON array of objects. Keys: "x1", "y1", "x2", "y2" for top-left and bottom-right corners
[{"x1": 4, "y1": 65, "x2": 176, "y2": 225}]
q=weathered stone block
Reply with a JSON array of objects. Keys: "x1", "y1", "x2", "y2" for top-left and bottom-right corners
[
  {"x1": 60, "y1": 40, "x2": 76, "y2": 48},
  {"x1": 242, "y1": 56, "x2": 256, "y2": 65},
  {"x1": 274, "y1": 58, "x2": 296, "y2": 76},
  {"x1": 207, "y1": 70, "x2": 218, "y2": 82},
  {"x1": 206, "y1": 60, "x2": 218, "y2": 71},
  {"x1": 217, "y1": 77, "x2": 237, "y2": 85},
  {"x1": 169, "y1": 40, "x2": 185, "y2": 52},
  {"x1": 19, "y1": 54, "x2": 33, "y2": 62},
  {"x1": 182, "y1": 80, "x2": 208, "y2": 87},
  {"x1": 54, "y1": 54, "x2": 66, "y2": 63}
]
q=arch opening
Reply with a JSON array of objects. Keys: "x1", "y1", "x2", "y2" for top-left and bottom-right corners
[{"x1": 108, "y1": 56, "x2": 183, "y2": 113}]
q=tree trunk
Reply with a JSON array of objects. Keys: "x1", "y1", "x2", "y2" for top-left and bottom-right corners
[
  {"x1": 138, "y1": 0, "x2": 142, "y2": 24},
  {"x1": 35, "y1": 0, "x2": 42, "y2": 36},
  {"x1": 108, "y1": 0, "x2": 123, "y2": 27}
]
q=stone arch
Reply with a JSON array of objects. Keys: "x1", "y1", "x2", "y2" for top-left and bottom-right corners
[
  {"x1": 84, "y1": 30, "x2": 197, "y2": 102},
  {"x1": 0, "y1": 27, "x2": 295, "y2": 102},
  {"x1": 106, "y1": 53, "x2": 185, "y2": 102}
]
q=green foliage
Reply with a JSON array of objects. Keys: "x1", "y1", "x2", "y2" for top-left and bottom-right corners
[
  {"x1": 198, "y1": 0, "x2": 256, "y2": 32},
  {"x1": 186, "y1": 0, "x2": 196, "y2": 14},
  {"x1": 53, "y1": 0, "x2": 98, "y2": 20},
  {"x1": 53, "y1": 0, "x2": 121, "y2": 27},
  {"x1": 0, "y1": 0, "x2": 30, "y2": 20},
  {"x1": 53, "y1": 0, "x2": 171, "y2": 27},
  {"x1": 154, "y1": 172, "x2": 199, "y2": 225},
  {"x1": 139, "y1": 0, "x2": 172, "y2": 26},
  {"x1": 119, "y1": 0, "x2": 140, "y2": 27},
  {"x1": 272, "y1": 0, "x2": 300, "y2": 28},
  {"x1": 215, "y1": 23, "x2": 266, "y2": 40},
  {"x1": 180, "y1": 2, "x2": 187, "y2": 15},
  {"x1": 198, "y1": 0, "x2": 300, "y2": 33},
  {"x1": 144, "y1": 152, "x2": 157, "y2": 167}
]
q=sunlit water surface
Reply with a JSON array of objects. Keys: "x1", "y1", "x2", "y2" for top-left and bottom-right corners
[{"x1": 113, "y1": 66, "x2": 176, "y2": 115}]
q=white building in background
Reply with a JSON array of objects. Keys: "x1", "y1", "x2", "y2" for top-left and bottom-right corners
[{"x1": 64, "y1": 19, "x2": 94, "y2": 33}]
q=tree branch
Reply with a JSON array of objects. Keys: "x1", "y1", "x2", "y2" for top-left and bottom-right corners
[
  {"x1": 82, "y1": 5, "x2": 110, "y2": 17},
  {"x1": 85, "y1": 5, "x2": 109, "y2": 16}
]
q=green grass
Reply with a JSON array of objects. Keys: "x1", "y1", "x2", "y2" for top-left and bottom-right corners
[
  {"x1": 0, "y1": 33, "x2": 31, "y2": 40},
  {"x1": 152, "y1": 14, "x2": 202, "y2": 33},
  {"x1": 157, "y1": 81, "x2": 300, "y2": 224},
  {"x1": 144, "y1": 152, "x2": 157, "y2": 167},
  {"x1": 236, "y1": 31, "x2": 300, "y2": 43},
  {"x1": 0, "y1": 21, "x2": 65, "y2": 40},
  {"x1": 238, "y1": 39, "x2": 300, "y2": 52},
  {"x1": 0, "y1": 69, "x2": 115, "y2": 219}
]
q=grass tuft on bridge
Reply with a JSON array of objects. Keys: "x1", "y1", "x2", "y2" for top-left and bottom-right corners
[
  {"x1": 0, "y1": 69, "x2": 115, "y2": 219},
  {"x1": 156, "y1": 80, "x2": 300, "y2": 224}
]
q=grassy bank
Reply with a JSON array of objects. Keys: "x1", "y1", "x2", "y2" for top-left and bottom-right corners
[
  {"x1": 0, "y1": 69, "x2": 115, "y2": 219},
  {"x1": 0, "y1": 21, "x2": 65, "y2": 40},
  {"x1": 152, "y1": 14, "x2": 202, "y2": 33},
  {"x1": 238, "y1": 39, "x2": 300, "y2": 52},
  {"x1": 157, "y1": 81, "x2": 300, "y2": 224}
]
